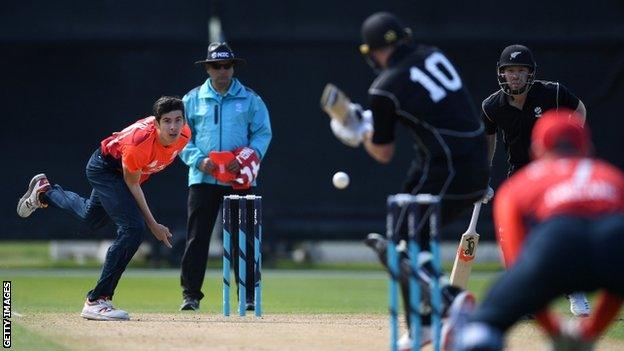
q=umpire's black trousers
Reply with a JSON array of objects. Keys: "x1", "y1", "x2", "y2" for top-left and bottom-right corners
[{"x1": 181, "y1": 183, "x2": 255, "y2": 302}]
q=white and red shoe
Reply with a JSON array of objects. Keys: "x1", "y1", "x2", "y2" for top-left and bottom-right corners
[
  {"x1": 17, "y1": 173, "x2": 50, "y2": 218},
  {"x1": 81, "y1": 298, "x2": 129, "y2": 321}
]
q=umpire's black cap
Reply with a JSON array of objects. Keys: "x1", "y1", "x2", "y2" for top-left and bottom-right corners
[
  {"x1": 359, "y1": 12, "x2": 412, "y2": 55},
  {"x1": 194, "y1": 42, "x2": 246, "y2": 67},
  {"x1": 497, "y1": 44, "x2": 536, "y2": 71}
]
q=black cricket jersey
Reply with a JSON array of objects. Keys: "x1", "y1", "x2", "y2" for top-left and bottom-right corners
[
  {"x1": 369, "y1": 44, "x2": 489, "y2": 199},
  {"x1": 481, "y1": 80, "x2": 580, "y2": 175}
]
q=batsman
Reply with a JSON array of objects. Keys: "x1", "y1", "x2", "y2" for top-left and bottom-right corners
[{"x1": 321, "y1": 12, "x2": 490, "y2": 349}]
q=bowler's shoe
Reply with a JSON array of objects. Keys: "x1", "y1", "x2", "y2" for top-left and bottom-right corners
[
  {"x1": 17, "y1": 173, "x2": 50, "y2": 218},
  {"x1": 81, "y1": 298, "x2": 129, "y2": 321}
]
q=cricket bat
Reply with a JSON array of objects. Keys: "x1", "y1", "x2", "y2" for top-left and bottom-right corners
[
  {"x1": 320, "y1": 83, "x2": 352, "y2": 124},
  {"x1": 449, "y1": 202, "x2": 482, "y2": 289}
]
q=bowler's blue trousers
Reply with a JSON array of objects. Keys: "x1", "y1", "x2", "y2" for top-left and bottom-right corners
[{"x1": 43, "y1": 148, "x2": 145, "y2": 301}]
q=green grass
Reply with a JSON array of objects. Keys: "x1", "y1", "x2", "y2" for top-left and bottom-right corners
[
  {"x1": 11, "y1": 322, "x2": 71, "y2": 351},
  {"x1": 2, "y1": 241, "x2": 623, "y2": 344},
  {"x1": 3, "y1": 268, "x2": 623, "y2": 349},
  {"x1": 5, "y1": 270, "x2": 389, "y2": 314},
  {"x1": 0, "y1": 241, "x2": 56, "y2": 268},
  {"x1": 0, "y1": 241, "x2": 505, "y2": 272}
]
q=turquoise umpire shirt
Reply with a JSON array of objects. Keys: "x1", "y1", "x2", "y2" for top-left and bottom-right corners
[{"x1": 179, "y1": 78, "x2": 272, "y2": 186}]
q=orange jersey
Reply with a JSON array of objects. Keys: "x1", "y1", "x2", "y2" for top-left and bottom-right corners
[
  {"x1": 494, "y1": 157, "x2": 624, "y2": 265},
  {"x1": 100, "y1": 116, "x2": 191, "y2": 183}
]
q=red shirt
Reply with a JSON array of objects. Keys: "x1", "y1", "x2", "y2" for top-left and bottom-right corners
[
  {"x1": 494, "y1": 157, "x2": 624, "y2": 266},
  {"x1": 100, "y1": 116, "x2": 191, "y2": 183}
]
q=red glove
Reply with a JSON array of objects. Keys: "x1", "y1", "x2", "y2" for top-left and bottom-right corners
[
  {"x1": 232, "y1": 147, "x2": 261, "y2": 189},
  {"x1": 208, "y1": 151, "x2": 237, "y2": 183}
]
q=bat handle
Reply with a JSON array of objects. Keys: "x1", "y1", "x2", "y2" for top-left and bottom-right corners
[{"x1": 467, "y1": 202, "x2": 482, "y2": 233}]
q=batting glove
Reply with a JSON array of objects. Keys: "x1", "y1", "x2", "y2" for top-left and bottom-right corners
[
  {"x1": 329, "y1": 104, "x2": 373, "y2": 148},
  {"x1": 481, "y1": 185, "x2": 494, "y2": 204}
]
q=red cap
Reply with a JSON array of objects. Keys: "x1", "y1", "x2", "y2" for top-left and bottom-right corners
[{"x1": 531, "y1": 108, "x2": 589, "y2": 158}]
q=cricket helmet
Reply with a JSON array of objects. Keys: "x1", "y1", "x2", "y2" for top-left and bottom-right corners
[
  {"x1": 359, "y1": 12, "x2": 412, "y2": 55},
  {"x1": 497, "y1": 44, "x2": 536, "y2": 95}
]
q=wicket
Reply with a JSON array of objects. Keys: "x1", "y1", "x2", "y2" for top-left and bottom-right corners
[
  {"x1": 222, "y1": 195, "x2": 263, "y2": 317},
  {"x1": 386, "y1": 194, "x2": 442, "y2": 351}
]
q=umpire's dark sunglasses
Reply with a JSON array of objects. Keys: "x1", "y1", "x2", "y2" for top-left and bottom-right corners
[{"x1": 209, "y1": 62, "x2": 233, "y2": 70}]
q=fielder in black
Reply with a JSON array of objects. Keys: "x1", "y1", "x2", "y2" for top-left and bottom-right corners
[
  {"x1": 323, "y1": 12, "x2": 489, "y2": 349},
  {"x1": 482, "y1": 44, "x2": 590, "y2": 317}
]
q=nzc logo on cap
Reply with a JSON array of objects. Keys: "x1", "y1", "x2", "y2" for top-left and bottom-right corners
[{"x1": 211, "y1": 52, "x2": 231, "y2": 59}]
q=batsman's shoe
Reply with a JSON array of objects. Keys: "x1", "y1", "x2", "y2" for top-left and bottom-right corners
[
  {"x1": 81, "y1": 298, "x2": 129, "y2": 321},
  {"x1": 17, "y1": 173, "x2": 50, "y2": 218},
  {"x1": 364, "y1": 232, "x2": 387, "y2": 261},
  {"x1": 567, "y1": 292, "x2": 590, "y2": 317},
  {"x1": 441, "y1": 291, "x2": 476, "y2": 351},
  {"x1": 180, "y1": 298, "x2": 199, "y2": 311},
  {"x1": 397, "y1": 326, "x2": 432, "y2": 351}
]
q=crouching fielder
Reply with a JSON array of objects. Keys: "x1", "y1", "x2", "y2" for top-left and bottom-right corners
[{"x1": 450, "y1": 109, "x2": 624, "y2": 351}]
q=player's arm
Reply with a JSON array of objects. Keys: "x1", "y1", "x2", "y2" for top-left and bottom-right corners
[
  {"x1": 364, "y1": 134, "x2": 394, "y2": 164},
  {"x1": 247, "y1": 96, "x2": 272, "y2": 160},
  {"x1": 486, "y1": 134, "x2": 496, "y2": 167},
  {"x1": 492, "y1": 182, "x2": 526, "y2": 267},
  {"x1": 122, "y1": 167, "x2": 172, "y2": 248},
  {"x1": 493, "y1": 181, "x2": 565, "y2": 335},
  {"x1": 364, "y1": 92, "x2": 398, "y2": 164},
  {"x1": 481, "y1": 102, "x2": 498, "y2": 167},
  {"x1": 557, "y1": 83, "x2": 586, "y2": 125},
  {"x1": 575, "y1": 100, "x2": 586, "y2": 125}
]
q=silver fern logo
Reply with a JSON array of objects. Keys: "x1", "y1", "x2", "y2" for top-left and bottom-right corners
[
  {"x1": 510, "y1": 51, "x2": 521, "y2": 59},
  {"x1": 534, "y1": 107, "x2": 543, "y2": 117}
]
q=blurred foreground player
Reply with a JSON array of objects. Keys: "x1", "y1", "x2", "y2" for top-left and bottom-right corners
[{"x1": 448, "y1": 109, "x2": 624, "y2": 351}]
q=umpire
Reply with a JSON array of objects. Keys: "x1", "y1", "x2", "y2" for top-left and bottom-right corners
[
  {"x1": 178, "y1": 42, "x2": 272, "y2": 311},
  {"x1": 327, "y1": 12, "x2": 490, "y2": 349},
  {"x1": 482, "y1": 44, "x2": 590, "y2": 317}
]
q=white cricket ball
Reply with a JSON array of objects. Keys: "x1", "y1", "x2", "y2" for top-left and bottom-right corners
[{"x1": 332, "y1": 171, "x2": 350, "y2": 189}]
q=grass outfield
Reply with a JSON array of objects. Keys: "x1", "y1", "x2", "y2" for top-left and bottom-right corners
[
  {"x1": 3, "y1": 269, "x2": 623, "y2": 337},
  {"x1": 1, "y1": 242, "x2": 623, "y2": 348},
  {"x1": 0, "y1": 241, "x2": 506, "y2": 271},
  {"x1": 11, "y1": 323, "x2": 69, "y2": 351}
]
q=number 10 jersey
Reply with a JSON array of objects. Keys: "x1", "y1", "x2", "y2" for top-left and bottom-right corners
[{"x1": 368, "y1": 44, "x2": 489, "y2": 199}]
